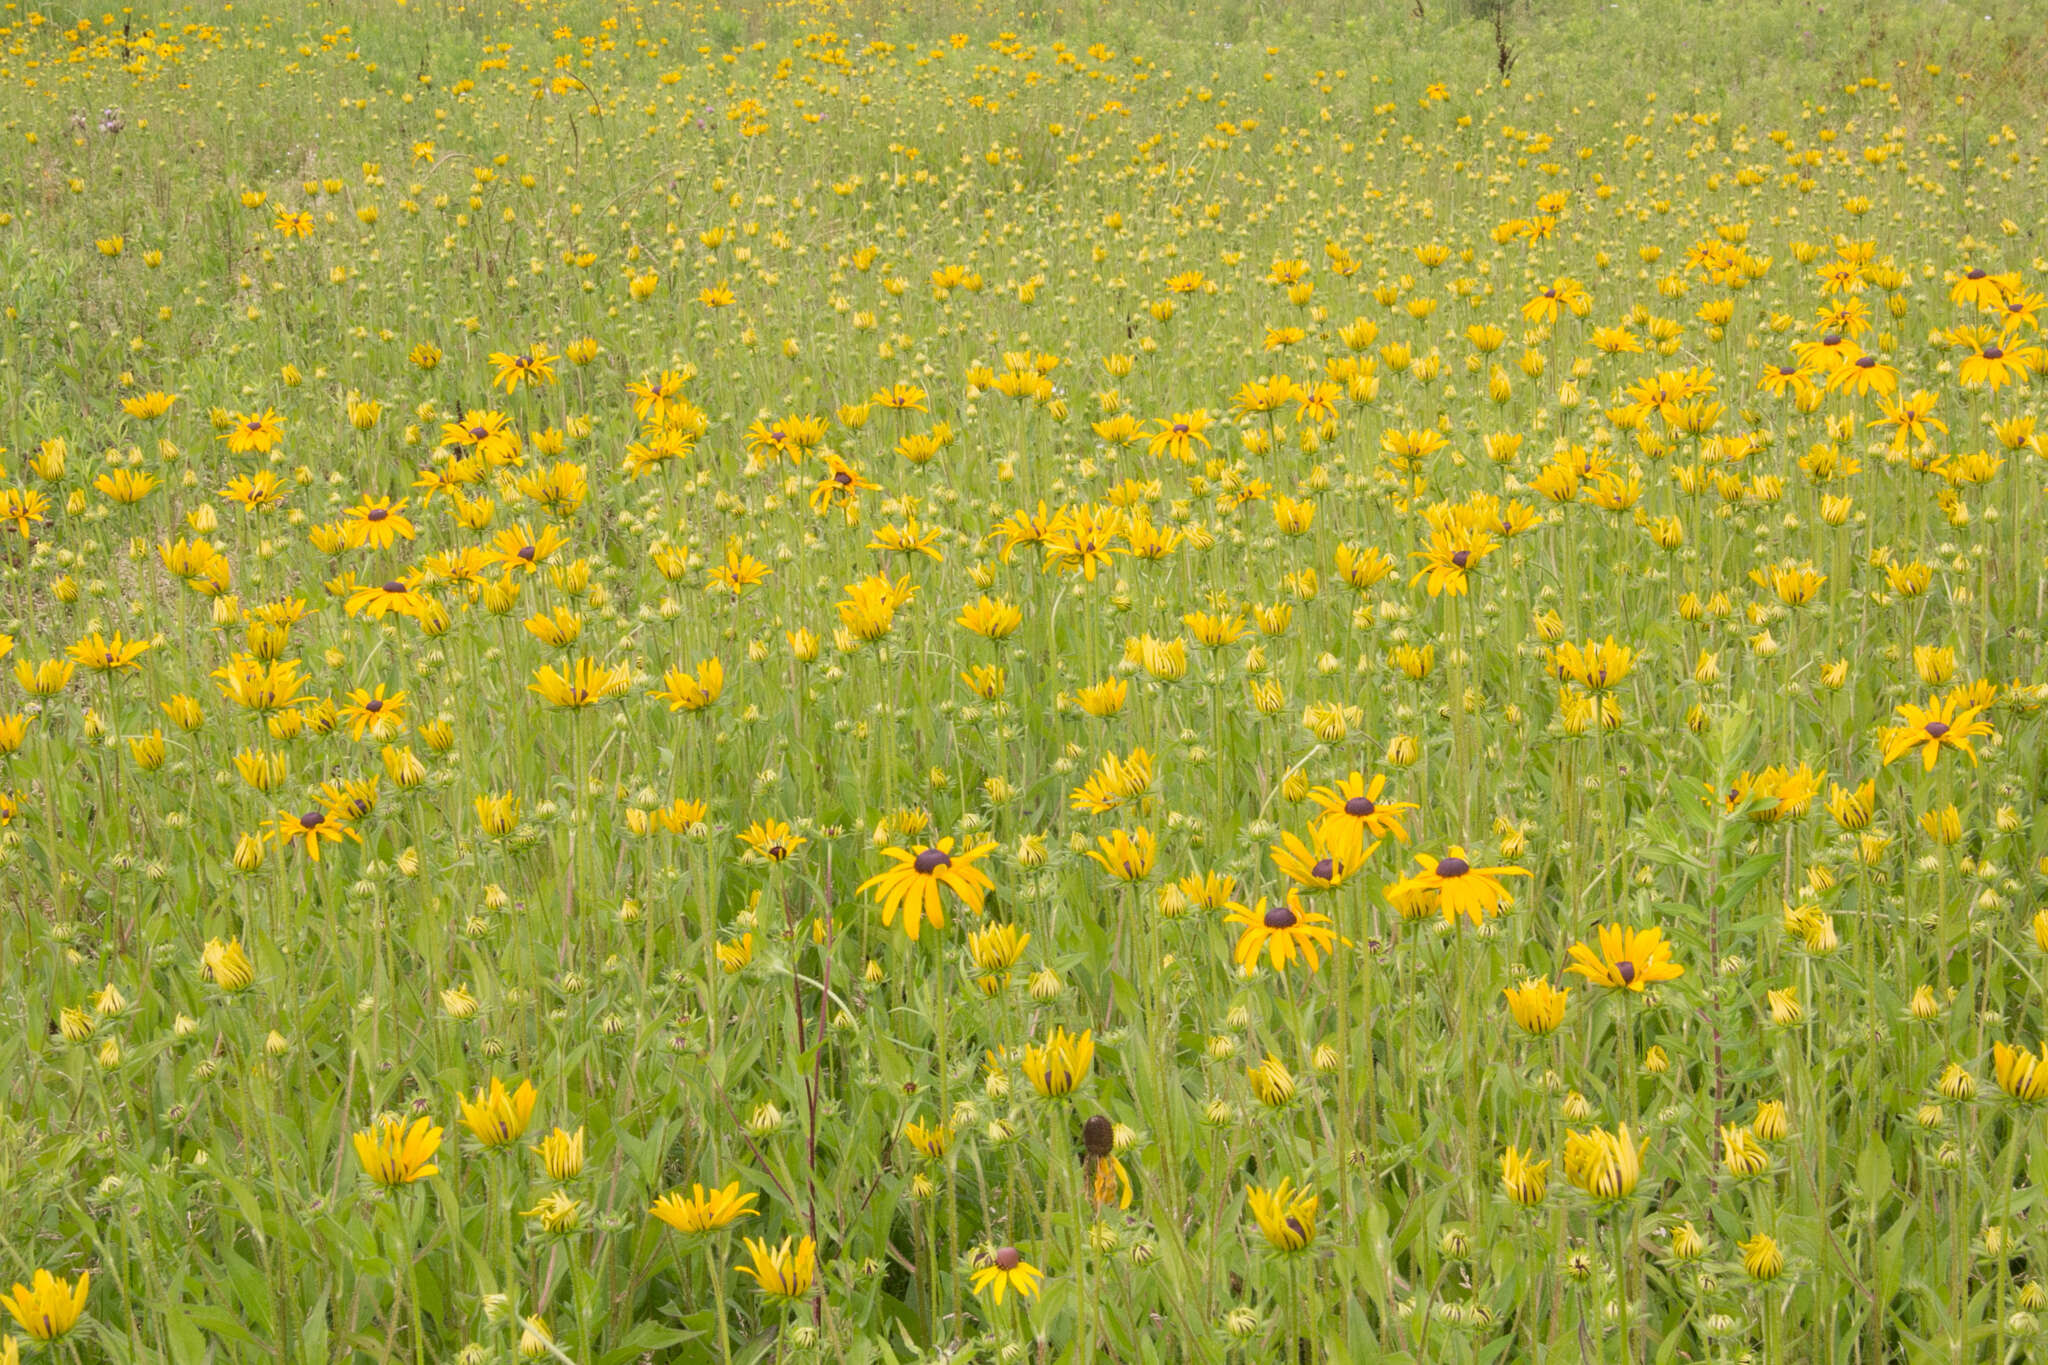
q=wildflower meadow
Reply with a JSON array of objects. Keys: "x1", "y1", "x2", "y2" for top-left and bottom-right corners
[{"x1": 6, "y1": 0, "x2": 2048, "y2": 1360}]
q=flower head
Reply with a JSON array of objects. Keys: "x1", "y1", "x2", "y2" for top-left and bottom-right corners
[
  {"x1": 970, "y1": 1248, "x2": 1046, "y2": 1305},
  {"x1": 734, "y1": 1236, "x2": 816, "y2": 1299},
  {"x1": 459, "y1": 1077, "x2": 539, "y2": 1148},
  {"x1": 2, "y1": 1270, "x2": 88, "y2": 1342},
  {"x1": 858, "y1": 837, "x2": 998, "y2": 941},
  {"x1": 1385, "y1": 846, "x2": 1530, "y2": 927},
  {"x1": 353, "y1": 1116, "x2": 444, "y2": 1187},
  {"x1": 1019, "y1": 1026, "x2": 1094, "y2": 1098},
  {"x1": 650, "y1": 1181, "x2": 759, "y2": 1234},
  {"x1": 1246, "y1": 1179, "x2": 1318, "y2": 1252},
  {"x1": 1224, "y1": 891, "x2": 1337, "y2": 976},
  {"x1": 1565, "y1": 924, "x2": 1685, "y2": 992}
]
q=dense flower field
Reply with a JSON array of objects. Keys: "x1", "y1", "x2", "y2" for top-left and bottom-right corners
[{"x1": 5, "y1": 0, "x2": 2048, "y2": 1361}]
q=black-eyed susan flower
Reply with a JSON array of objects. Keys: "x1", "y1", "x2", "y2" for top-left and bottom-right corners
[
  {"x1": 858, "y1": 837, "x2": 997, "y2": 941},
  {"x1": 338, "y1": 686, "x2": 408, "y2": 740},
  {"x1": 1503, "y1": 978, "x2": 1569, "y2": 1035},
  {"x1": 970, "y1": 1248, "x2": 1045, "y2": 1305},
  {"x1": 1269, "y1": 824, "x2": 1365, "y2": 892},
  {"x1": 1565, "y1": 924, "x2": 1685, "y2": 991},
  {"x1": 1020, "y1": 1026, "x2": 1093, "y2": 1098},
  {"x1": 967, "y1": 923, "x2": 1029, "y2": 993},
  {"x1": 1880, "y1": 694, "x2": 1994, "y2": 772},
  {"x1": 489, "y1": 346, "x2": 558, "y2": 393},
  {"x1": 1384, "y1": 847, "x2": 1530, "y2": 927},
  {"x1": 65, "y1": 631, "x2": 152, "y2": 673},
  {"x1": 531, "y1": 1127, "x2": 586, "y2": 1182},
  {"x1": 530, "y1": 658, "x2": 631, "y2": 709},
  {"x1": 459, "y1": 1077, "x2": 538, "y2": 1148},
  {"x1": 738, "y1": 820, "x2": 805, "y2": 863},
  {"x1": 1086, "y1": 826, "x2": 1156, "y2": 883},
  {"x1": 1993, "y1": 1042, "x2": 2048, "y2": 1102},
  {"x1": 734, "y1": 1237, "x2": 815, "y2": 1300},
  {"x1": 1720, "y1": 1124, "x2": 1770, "y2": 1178},
  {"x1": 353, "y1": 1115, "x2": 443, "y2": 1187},
  {"x1": 1739, "y1": 1233, "x2": 1784, "y2": 1281},
  {"x1": 1305, "y1": 771, "x2": 1416, "y2": 858},
  {"x1": 904, "y1": 1114, "x2": 954, "y2": 1159},
  {"x1": 1223, "y1": 891, "x2": 1336, "y2": 976},
  {"x1": 267, "y1": 808, "x2": 359, "y2": 861},
  {"x1": 2, "y1": 1269, "x2": 89, "y2": 1342},
  {"x1": 1500, "y1": 1147, "x2": 1549, "y2": 1206},
  {"x1": 1561, "y1": 1124, "x2": 1646, "y2": 1200},
  {"x1": 201, "y1": 938, "x2": 255, "y2": 992},
  {"x1": 1246, "y1": 1179, "x2": 1318, "y2": 1252},
  {"x1": 649, "y1": 1181, "x2": 758, "y2": 1234},
  {"x1": 1245, "y1": 1053, "x2": 1296, "y2": 1108}
]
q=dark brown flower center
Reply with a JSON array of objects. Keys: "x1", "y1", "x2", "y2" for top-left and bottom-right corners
[
  {"x1": 1615, "y1": 960, "x2": 1636, "y2": 984},
  {"x1": 1968, "y1": 268, "x2": 1986, "y2": 280},
  {"x1": 518, "y1": 545, "x2": 537, "y2": 560},
  {"x1": 1925, "y1": 720, "x2": 1950, "y2": 738},
  {"x1": 1343, "y1": 795, "x2": 1377, "y2": 817},
  {"x1": 1855, "y1": 355, "x2": 1876, "y2": 368},
  {"x1": 913, "y1": 848, "x2": 952, "y2": 875},
  {"x1": 1082, "y1": 1113, "x2": 1115, "y2": 1157},
  {"x1": 1310, "y1": 858, "x2": 1335, "y2": 881},
  {"x1": 383, "y1": 581, "x2": 406, "y2": 594},
  {"x1": 300, "y1": 811, "x2": 324, "y2": 829},
  {"x1": 1436, "y1": 856, "x2": 1469, "y2": 878},
  {"x1": 364, "y1": 699, "x2": 383, "y2": 712},
  {"x1": 1263, "y1": 903, "x2": 1298, "y2": 930},
  {"x1": 366, "y1": 507, "x2": 388, "y2": 521},
  {"x1": 1983, "y1": 346, "x2": 2004, "y2": 361},
  {"x1": 1450, "y1": 549, "x2": 1470, "y2": 568},
  {"x1": 994, "y1": 1247, "x2": 1021, "y2": 1271},
  {"x1": 1821, "y1": 333, "x2": 1840, "y2": 346}
]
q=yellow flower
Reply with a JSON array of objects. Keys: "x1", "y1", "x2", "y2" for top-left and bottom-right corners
[
  {"x1": 1224, "y1": 891, "x2": 1337, "y2": 976},
  {"x1": 1244, "y1": 1054, "x2": 1296, "y2": 1108},
  {"x1": 1550, "y1": 636, "x2": 1635, "y2": 690},
  {"x1": 521, "y1": 1191, "x2": 583, "y2": 1233},
  {"x1": 201, "y1": 938, "x2": 255, "y2": 992},
  {"x1": 1019, "y1": 1026, "x2": 1094, "y2": 1098},
  {"x1": 969, "y1": 1248, "x2": 1046, "y2": 1305},
  {"x1": 904, "y1": 1116, "x2": 954, "y2": 1159},
  {"x1": 352, "y1": 1116, "x2": 444, "y2": 1187},
  {"x1": 1565, "y1": 924, "x2": 1685, "y2": 991},
  {"x1": 1993, "y1": 1042, "x2": 2048, "y2": 1102},
  {"x1": 1500, "y1": 1147, "x2": 1549, "y2": 1206},
  {"x1": 1085, "y1": 827, "x2": 1157, "y2": 883},
  {"x1": 529, "y1": 657, "x2": 631, "y2": 709},
  {"x1": 14, "y1": 658, "x2": 77, "y2": 697},
  {"x1": 1739, "y1": 1233, "x2": 1784, "y2": 1281},
  {"x1": 531, "y1": 1127, "x2": 586, "y2": 1181},
  {"x1": 2, "y1": 1269, "x2": 89, "y2": 1342},
  {"x1": 1720, "y1": 1124, "x2": 1770, "y2": 1178},
  {"x1": 458, "y1": 1077, "x2": 539, "y2": 1148},
  {"x1": 857, "y1": 837, "x2": 998, "y2": 941},
  {"x1": 649, "y1": 1181, "x2": 758, "y2": 1234},
  {"x1": 1246, "y1": 1178, "x2": 1318, "y2": 1252},
  {"x1": 1880, "y1": 693, "x2": 1995, "y2": 772},
  {"x1": 1384, "y1": 846, "x2": 1531, "y2": 926},
  {"x1": 1561, "y1": 1124, "x2": 1647, "y2": 1200},
  {"x1": 734, "y1": 1236, "x2": 816, "y2": 1299},
  {"x1": 1502, "y1": 979, "x2": 1570, "y2": 1036}
]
